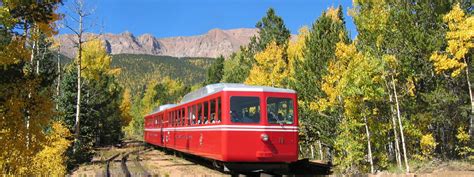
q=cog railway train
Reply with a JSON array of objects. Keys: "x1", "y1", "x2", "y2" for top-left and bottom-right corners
[{"x1": 144, "y1": 83, "x2": 299, "y2": 172}]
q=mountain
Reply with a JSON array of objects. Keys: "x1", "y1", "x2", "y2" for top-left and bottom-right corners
[{"x1": 56, "y1": 28, "x2": 258, "y2": 58}]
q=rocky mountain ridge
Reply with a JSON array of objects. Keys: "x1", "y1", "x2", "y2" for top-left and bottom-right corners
[{"x1": 56, "y1": 28, "x2": 258, "y2": 58}]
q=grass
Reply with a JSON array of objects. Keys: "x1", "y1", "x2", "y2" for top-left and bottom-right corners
[{"x1": 385, "y1": 159, "x2": 474, "y2": 174}]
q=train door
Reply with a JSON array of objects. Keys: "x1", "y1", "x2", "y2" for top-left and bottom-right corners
[
  {"x1": 225, "y1": 91, "x2": 266, "y2": 161},
  {"x1": 164, "y1": 111, "x2": 170, "y2": 147},
  {"x1": 261, "y1": 92, "x2": 299, "y2": 162},
  {"x1": 160, "y1": 114, "x2": 164, "y2": 146}
]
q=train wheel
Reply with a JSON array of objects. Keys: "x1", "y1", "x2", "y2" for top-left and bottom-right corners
[{"x1": 212, "y1": 160, "x2": 224, "y2": 171}]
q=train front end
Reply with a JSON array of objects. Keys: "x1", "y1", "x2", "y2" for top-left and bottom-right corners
[{"x1": 222, "y1": 87, "x2": 299, "y2": 164}]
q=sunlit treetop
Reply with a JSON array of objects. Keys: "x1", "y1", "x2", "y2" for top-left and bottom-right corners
[
  {"x1": 325, "y1": 6, "x2": 342, "y2": 23},
  {"x1": 80, "y1": 39, "x2": 121, "y2": 80},
  {"x1": 430, "y1": 3, "x2": 473, "y2": 77}
]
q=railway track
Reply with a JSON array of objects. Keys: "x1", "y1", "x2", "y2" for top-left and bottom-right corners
[
  {"x1": 149, "y1": 146, "x2": 331, "y2": 176},
  {"x1": 99, "y1": 141, "x2": 330, "y2": 176},
  {"x1": 103, "y1": 142, "x2": 150, "y2": 177}
]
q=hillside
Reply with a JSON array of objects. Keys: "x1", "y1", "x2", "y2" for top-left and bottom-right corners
[
  {"x1": 56, "y1": 28, "x2": 258, "y2": 59},
  {"x1": 111, "y1": 54, "x2": 213, "y2": 93},
  {"x1": 59, "y1": 54, "x2": 213, "y2": 93}
]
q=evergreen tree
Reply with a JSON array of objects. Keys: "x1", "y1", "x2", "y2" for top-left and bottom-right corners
[
  {"x1": 205, "y1": 55, "x2": 224, "y2": 84},
  {"x1": 57, "y1": 68, "x2": 93, "y2": 167},
  {"x1": 57, "y1": 39, "x2": 123, "y2": 168},
  {"x1": 293, "y1": 6, "x2": 349, "y2": 152},
  {"x1": 250, "y1": 8, "x2": 291, "y2": 52},
  {"x1": 222, "y1": 48, "x2": 253, "y2": 83},
  {"x1": 223, "y1": 8, "x2": 290, "y2": 83}
]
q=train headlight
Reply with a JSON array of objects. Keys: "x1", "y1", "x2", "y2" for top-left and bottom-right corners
[{"x1": 261, "y1": 133, "x2": 269, "y2": 142}]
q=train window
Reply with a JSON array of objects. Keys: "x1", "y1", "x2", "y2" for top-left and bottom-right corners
[
  {"x1": 267, "y1": 97, "x2": 294, "y2": 125},
  {"x1": 197, "y1": 103, "x2": 203, "y2": 124},
  {"x1": 230, "y1": 96, "x2": 260, "y2": 123},
  {"x1": 169, "y1": 112, "x2": 172, "y2": 127},
  {"x1": 194, "y1": 105, "x2": 198, "y2": 124},
  {"x1": 217, "y1": 97, "x2": 221, "y2": 123},
  {"x1": 173, "y1": 112, "x2": 176, "y2": 126},
  {"x1": 173, "y1": 111, "x2": 175, "y2": 127},
  {"x1": 189, "y1": 105, "x2": 194, "y2": 125},
  {"x1": 178, "y1": 110, "x2": 181, "y2": 126},
  {"x1": 203, "y1": 101, "x2": 209, "y2": 124},
  {"x1": 210, "y1": 99, "x2": 216, "y2": 124},
  {"x1": 177, "y1": 110, "x2": 181, "y2": 127},
  {"x1": 181, "y1": 108, "x2": 185, "y2": 126},
  {"x1": 188, "y1": 106, "x2": 192, "y2": 126},
  {"x1": 173, "y1": 111, "x2": 176, "y2": 126},
  {"x1": 160, "y1": 115, "x2": 162, "y2": 126}
]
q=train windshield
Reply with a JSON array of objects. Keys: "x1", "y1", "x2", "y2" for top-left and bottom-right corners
[
  {"x1": 267, "y1": 97, "x2": 294, "y2": 125},
  {"x1": 230, "y1": 96, "x2": 260, "y2": 123}
]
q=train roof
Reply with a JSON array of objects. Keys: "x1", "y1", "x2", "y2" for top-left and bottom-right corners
[
  {"x1": 146, "y1": 83, "x2": 296, "y2": 116},
  {"x1": 181, "y1": 83, "x2": 296, "y2": 103}
]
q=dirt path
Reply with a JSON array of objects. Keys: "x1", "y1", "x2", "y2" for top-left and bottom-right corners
[
  {"x1": 69, "y1": 145, "x2": 226, "y2": 177},
  {"x1": 141, "y1": 149, "x2": 226, "y2": 177}
]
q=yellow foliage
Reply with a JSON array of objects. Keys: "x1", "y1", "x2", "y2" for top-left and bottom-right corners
[
  {"x1": 456, "y1": 127, "x2": 470, "y2": 142},
  {"x1": 0, "y1": 38, "x2": 30, "y2": 66},
  {"x1": 120, "y1": 88, "x2": 133, "y2": 126},
  {"x1": 141, "y1": 80, "x2": 159, "y2": 115},
  {"x1": 80, "y1": 39, "x2": 121, "y2": 80},
  {"x1": 420, "y1": 133, "x2": 437, "y2": 159},
  {"x1": 0, "y1": 79, "x2": 54, "y2": 175},
  {"x1": 287, "y1": 26, "x2": 308, "y2": 62},
  {"x1": 382, "y1": 54, "x2": 398, "y2": 71},
  {"x1": 430, "y1": 3, "x2": 473, "y2": 77},
  {"x1": 325, "y1": 6, "x2": 342, "y2": 23},
  {"x1": 318, "y1": 42, "x2": 361, "y2": 111},
  {"x1": 406, "y1": 77, "x2": 416, "y2": 97},
  {"x1": 351, "y1": 0, "x2": 389, "y2": 47},
  {"x1": 0, "y1": 5, "x2": 18, "y2": 29},
  {"x1": 245, "y1": 41, "x2": 287, "y2": 87},
  {"x1": 456, "y1": 127, "x2": 474, "y2": 159},
  {"x1": 32, "y1": 122, "x2": 71, "y2": 176},
  {"x1": 287, "y1": 26, "x2": 309, "y2": 84}
]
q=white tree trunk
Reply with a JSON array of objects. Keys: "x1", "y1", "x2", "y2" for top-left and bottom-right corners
[
  {"x1": 310, "y1": 144, "x2": 315, "y2": 159},
  {"x1": 318, "y1": 140, "x2": 323, "y2": 160},
  {"x1": 73, "y1": 14, "x2": 84, "y2": 152},
  {"x1": 364, "y1": 115, "x2": 374, "y2": 173},
  {"x1": 464, "y1": 58, "x2": 474, "y2": 139},
  {"x1": 392, "y1": 75, "x2": 409, "y2": 173},
  {"x1": 56, "y1": 45, "x2": 61, "y2": 110},
  {"x1": 389, "y1": 91, "x2": 402, "y2": 169},
  {"x1": 26, "y1": 28, "x2": 36, "y2": 149},
  {"x1": 74, "y1": 50, "x2": 81, "y2": 152},
  {"x1": 35, "y1": 37, "x2": 40, "y2": 75}
]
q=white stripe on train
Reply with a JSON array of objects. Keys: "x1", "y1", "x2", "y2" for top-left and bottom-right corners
[
  {"x1": 145, "y1": 128, "x2": 298, "y2": 132},
  {"x1": 144, "y1": 125, "x2": 299, "y2": 132}
]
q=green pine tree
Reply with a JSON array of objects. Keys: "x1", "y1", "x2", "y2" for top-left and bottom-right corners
[
  {"x1": 205, "y1": 55, "x2": 224, "y2": 85},
  {"x1": 293, "y1": 6, "x2": 349, "y2": 149}
]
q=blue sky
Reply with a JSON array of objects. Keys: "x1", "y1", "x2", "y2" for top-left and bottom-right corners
[{"x1": 59, "y1": 0, "x2": 356, "y2": 38}]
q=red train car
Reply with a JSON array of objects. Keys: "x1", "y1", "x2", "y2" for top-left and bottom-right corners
[{"x1": 144, "y1": 83, "x2": 299, "y2": 171}]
